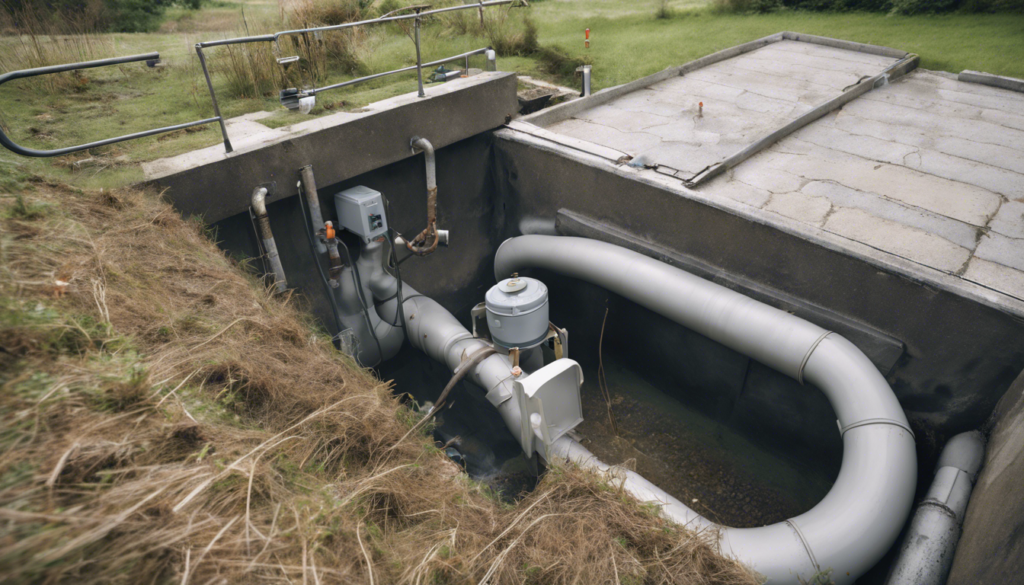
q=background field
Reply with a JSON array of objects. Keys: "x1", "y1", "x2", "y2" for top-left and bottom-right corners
[{"x1": 1, "y1": 0, "x2": 1022, "y2": 190}]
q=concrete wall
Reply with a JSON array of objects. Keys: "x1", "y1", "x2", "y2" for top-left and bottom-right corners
[
  {"x1": 491, "y1": 133, "x2": 1024, "y2": 475},
  {"x1": 150, "y1": 72, "x2": 519, "y2": 224},
  {"x1": 948, "y1": 368, "x2": 1024, "y2": 584},
  {"x1": 214, "y1": 132, "x2": 505, "y2": 327}
]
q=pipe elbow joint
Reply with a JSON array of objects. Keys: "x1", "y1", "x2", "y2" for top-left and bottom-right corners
[
  {"x1": 251, "y1": 186, "x2": 268, "y2": 216},
  {"x1": 410, "y1": 136, "x2": 434, "y2": 156}
]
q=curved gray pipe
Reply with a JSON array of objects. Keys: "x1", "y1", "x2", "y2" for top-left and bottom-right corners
[
  {"x1": 886, "y1": 431, "x2": 985, "y2": 585},
  {"x1": 494, "y1": 235, "x2": 917, "y2": 585},
  {"x1": 250, "y1": 187, "x2": 288, "y2": 294},
  {"x1": 370, "y1": 272, "x2": 523, "y2": 432},
  {"x1": 406, "y1": 137, "x2": 441, "y2": 256},
  {"x1": 335, "y1": 241, "x2": 404, "y2": 367}
]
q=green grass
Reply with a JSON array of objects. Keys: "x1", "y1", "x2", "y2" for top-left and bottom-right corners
[
  {"x1": 0, "y1": 0, "x2": 1022, "y2": 190},
  {"x1": 530, "y1": 6, "x2": 1024, "y2": 89}
]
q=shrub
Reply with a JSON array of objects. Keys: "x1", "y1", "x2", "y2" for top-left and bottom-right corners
[
  {"x1": 535, "y1": 45, "x2": 590, "y2": 82},
  {"x1": 103, "y1": 0, "x2": 169, "y2": 32},
  {"x1": 485, "y1": 10, "x2": 538, "y2": 57},
  {"x1": 0, "y1": 0, "x2": 172, "y2": 33},
  {"x1": 655, "y1": 0, "x2": 673, "y2": 18},
  {"x1": 0, "y1": 2, "x2": 113, "y2": 94}
]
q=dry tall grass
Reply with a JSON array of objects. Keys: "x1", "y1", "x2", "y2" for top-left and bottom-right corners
[
  {"x1": 0, "y1": 3, "x2": 113, "y2": 94},
  {"x1": 0, "y1": 179, "x2": 761, "y2": 584},
  {"x1": 212, "y1": 0, "x2": 369, "y2": 99}
]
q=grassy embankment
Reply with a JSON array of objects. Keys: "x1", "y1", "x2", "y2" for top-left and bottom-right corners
[
  {"x1": 1, "y1": 0, "x2": 1023, "y2": 191},
  {"x1": 0, "y1": 165, "x2": 761, "y2": 583},
  {"x1": 1, "y1": 1, "x2": 1020, "y2": 582}
]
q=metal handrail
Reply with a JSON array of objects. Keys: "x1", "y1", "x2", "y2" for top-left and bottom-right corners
[
  {"x1": 0, "y1": 53, "x2": 221, "y2": 158},
  {"x1": 0, "y1": 0, "x2": 520, "y2": 158},
  {"x1": 194, "y1": 0, "x2": 519, "y2": 152},
  {"x1": 195, "y1": 0, "x2": 517, "y2": 49},
  {"x1": 311, "y1": 47, "x2": 492, "y2": 95}
]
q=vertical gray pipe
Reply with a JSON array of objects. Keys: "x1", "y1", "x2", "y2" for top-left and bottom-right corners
[
  {"x1": 300, "y1": 165, "x2": 327, "y2": 254},
  {"x1": 886, "y1": 431, "x2": 986, "y2": 585},
  {"x1": 250, "y1": 187, "x2": 287, "y2": 294}
]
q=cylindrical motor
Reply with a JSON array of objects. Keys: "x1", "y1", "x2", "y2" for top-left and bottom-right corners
[{"x1": 485, "y1": 275, "x2": 549, "y2": 349}]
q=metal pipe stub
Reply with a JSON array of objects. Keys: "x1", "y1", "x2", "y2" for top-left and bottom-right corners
[{"x1": 406, "y1": 136, "x2": 441, "y2": 256}]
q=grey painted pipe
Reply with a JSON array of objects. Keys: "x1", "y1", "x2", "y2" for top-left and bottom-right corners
[
  {"x1": 494, "y1": 235, "x2": 917, "y2": 585},
  {"x1": 250, "y1": 187, "x2": 288, "y2": 294},
  {"x1": 370, "y1": 273, "x2": 523, "y2": 425},
  {"x1": 335, "y1": 241, "x2": 404, "y2": 367},
  {"x1": 300, "y1": 165, "x2": 327, "y2": 254},
  {"x1": 407, "y1": 137, "x2": 441, "y2": 256},
  {"x1": 886, "y1": 431, "x2": 986, "y2": 585}
]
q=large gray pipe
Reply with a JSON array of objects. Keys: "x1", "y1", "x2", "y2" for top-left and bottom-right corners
[
  {"x1": 493, "y1": 235, "x2": 917, "y2": 585},
  {"x1": 336, "y1": 241, "x2": 405, "y2": 367},
  {"x1": 886, "y1": 431, "x2": 985, "y2": 585},
  {"x1": 250, "y1": 187, "x2": 288, "y2": 294}
]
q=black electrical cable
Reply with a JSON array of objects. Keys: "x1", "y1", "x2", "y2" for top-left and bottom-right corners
[{"x1": 382, "y1": 194, "x2": 412, "y2": 329}]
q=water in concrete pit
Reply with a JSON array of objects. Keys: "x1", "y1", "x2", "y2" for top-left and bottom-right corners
[{"x1": 576, "y1": 357, "x2": 835, "y2": 528}]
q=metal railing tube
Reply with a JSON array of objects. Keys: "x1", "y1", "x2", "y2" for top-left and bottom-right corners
[
  {"x1": 308, "y1": 48, "x2": 490, "y2": 95},
  {"x1": 193, "y1": 0, "x2": 517, "y2": 50},
  {"x1": 0, "y1": 0, "x2": 518, "y2": 158},
  {"x1": 195, "y1": 45, "x2": 233, "y2": 153},
  {"x1": 0, "y1": 52, "x2": 222, "y2": 158},
  {"x1": 414, "y1": 15, "x2": 425, "y2": 98}
]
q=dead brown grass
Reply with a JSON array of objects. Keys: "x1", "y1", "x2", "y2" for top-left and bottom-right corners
[{"x1": 0, "y1": 179, "x2": 761, "y2": 585}]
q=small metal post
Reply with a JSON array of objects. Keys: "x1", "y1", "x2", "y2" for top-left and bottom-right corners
[
  {"x1": 465, "y1": 54, "x2": 470, "y2": 72},
  {"x1": 414, "y1": 14, "x2": 425, "y2": 98},
  {"x1": 196, "y1": 45, "x2": 233, "y2": 153},
  {"x1": 577, "y1": 64, "x2": 591, "y2": 97}
]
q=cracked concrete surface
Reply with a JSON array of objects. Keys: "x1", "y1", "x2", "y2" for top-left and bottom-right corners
[
  {"x1": 537, "y1": 40, "x2": 1024, "y2": 304},
  {"x1": 704, "y1": 68, "x2": 1024, "y2": 302},
  {"x1": 544, "y1": 40, "x2": 896, "y2": 177}
]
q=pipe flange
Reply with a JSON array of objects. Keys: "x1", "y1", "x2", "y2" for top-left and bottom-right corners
[{"x1": 797, "y1": 331, "x2": 833, "y2": 385}]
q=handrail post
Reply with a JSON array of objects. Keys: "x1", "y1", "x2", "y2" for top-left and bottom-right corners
[
  {"x1": 414, "y1": 11, "x2": 425, "y2": 98},
  {"x1": 195, "y1": 44, "x2": 233, "y2": 153}
]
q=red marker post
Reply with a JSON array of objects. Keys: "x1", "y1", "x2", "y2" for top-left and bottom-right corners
[{"x1": 585, "y1": 28, "x2": 590, "y2": 49}]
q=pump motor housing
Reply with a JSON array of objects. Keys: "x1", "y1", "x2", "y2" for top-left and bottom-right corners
[{"x1": 484, "y1": 276, "x2": 549, "y2": 349}]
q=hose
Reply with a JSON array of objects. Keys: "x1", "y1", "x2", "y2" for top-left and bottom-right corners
[{"x1": 389, "y1": 346, "x2": 498, "y2": 450}]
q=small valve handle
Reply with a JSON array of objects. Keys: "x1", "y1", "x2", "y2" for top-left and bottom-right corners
[{"x1": 324, "y1": 221, "x2": 335, "y2": 240}]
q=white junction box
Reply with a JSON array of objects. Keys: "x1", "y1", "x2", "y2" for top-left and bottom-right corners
[{"x1": 334, "y1": 185, "x2": 388, "y2": 242}]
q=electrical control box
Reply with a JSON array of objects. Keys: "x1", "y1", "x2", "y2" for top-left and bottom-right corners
[{"x1": 334, "y1": 185, "x2": 388, "y2": 242}]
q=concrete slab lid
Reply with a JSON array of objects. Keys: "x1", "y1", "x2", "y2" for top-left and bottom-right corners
[
  {"x1": 504, "y1": 32, "x2": 1024, "y2": 316},
  {"x1": 494, "y1": 125, "x2": 1024, "y2": 320},
  {"x1": 539, "y1": 38, "x2": 903, "y2": 185}
]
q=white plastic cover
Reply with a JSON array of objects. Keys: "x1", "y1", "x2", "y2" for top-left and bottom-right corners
[{"x1": 513, "y1": 359, "x2": 584, "y2": 458}]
